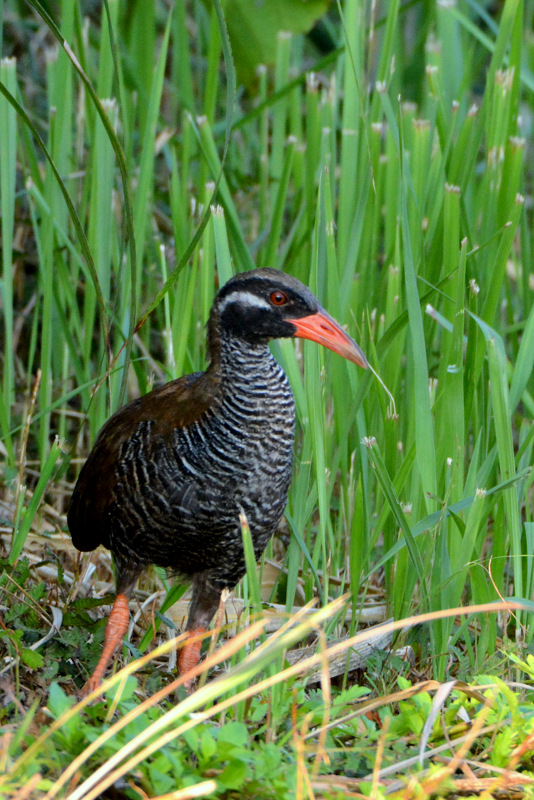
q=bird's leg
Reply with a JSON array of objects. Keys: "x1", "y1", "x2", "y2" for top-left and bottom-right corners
[
  {"x1": 80, "y1": 560, "x2": 141, "y2": 697},
  {"x1": 81, "y1": 593, "x2": 130, "y2": 697},
  {"x1": 177, "y1": 572, "x2": 222, "y2": 682}
]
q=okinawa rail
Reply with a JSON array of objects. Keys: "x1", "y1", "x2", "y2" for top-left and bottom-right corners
[{"x1": 68, "y1": 268, "x2": 368, "y2": 694}]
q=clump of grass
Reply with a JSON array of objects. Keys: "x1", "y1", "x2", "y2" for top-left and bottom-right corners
[{"x1": 2, "y1": 600, "x2": 533, "y2": 798}]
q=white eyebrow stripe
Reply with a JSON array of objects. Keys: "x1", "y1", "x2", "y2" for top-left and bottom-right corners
[{"x1": 218, "y1": 290, "x2": 271, "y2": 313}]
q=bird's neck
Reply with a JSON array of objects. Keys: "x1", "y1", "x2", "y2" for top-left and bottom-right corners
[
  {"x1": 217, "y1": 332, "x2": 277, "y2": 382},
  {"x1": 209, "y1": 332, "x2": 295, "y2": 448},
  {"x1": 204, "y1": 329, "x2": 291, "y2": 407}
]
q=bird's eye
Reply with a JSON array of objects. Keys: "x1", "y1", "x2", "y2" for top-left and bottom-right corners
[{"x1": 270, "y1": 290, "x2": 288, "y2": 306}]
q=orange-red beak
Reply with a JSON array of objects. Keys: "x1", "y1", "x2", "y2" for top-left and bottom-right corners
[{"x1": 289, "y1": 309, "x2": 368, "y2": 369}]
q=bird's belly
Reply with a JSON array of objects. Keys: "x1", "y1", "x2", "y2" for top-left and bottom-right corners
[{"x1": 108, "y1": 402, "x2": 295, "y2": 587}]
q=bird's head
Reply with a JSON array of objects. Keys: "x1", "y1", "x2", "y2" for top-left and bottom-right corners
[{"x1": 210, "y1": 268, "x2": 368, "y2": 368}]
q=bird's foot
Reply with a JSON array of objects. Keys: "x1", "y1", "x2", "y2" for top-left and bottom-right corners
[{"x1": 80, "y1": 674, "x2": 103, "y2": 699}]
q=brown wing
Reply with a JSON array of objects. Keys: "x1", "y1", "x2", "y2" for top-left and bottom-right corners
[{"x1": 67, "y1": 370, "x2": 218, "y2": 553}]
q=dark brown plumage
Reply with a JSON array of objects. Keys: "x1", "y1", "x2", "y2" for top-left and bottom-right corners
[{"x1": 68, "y1": 269, "x2": 368, "y2": 694}]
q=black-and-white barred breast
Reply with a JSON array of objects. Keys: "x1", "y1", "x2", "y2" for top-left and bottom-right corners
[{"x1": 108, "y1": 335, "x2": 296, "y2": 590}]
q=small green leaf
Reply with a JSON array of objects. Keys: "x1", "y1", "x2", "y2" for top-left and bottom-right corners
[
  {"x1": 20, "y1": 648, "x2": 44, "y2": 670},
  {"x1": 217, "y1": 721, "x2": 249, "y2": 748},
  {"x1": 219, "y1": 758, "x2": 248, "y2": 790},
  {"x1": 0, "y1": 628, "x2": 23, "y2": 642},
  {"x1": 47, "y1": 682, "x2": 75, "y2": 719},
  {"x1": 200, "y1": 728, "x2": 217, "y2": 760}
]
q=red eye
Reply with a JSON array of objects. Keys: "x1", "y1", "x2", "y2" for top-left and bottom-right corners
[{"x1": 270, "y1": 290, "x2": 288, "y2": 306}]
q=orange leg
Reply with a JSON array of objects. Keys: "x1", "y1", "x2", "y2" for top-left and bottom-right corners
[
  {"x1": 176, "y1": 574, "x2": 222, "y2": 688},
  {"x1": 81, "y1": 593, "x2": 130, "y2": 697},
  {"x1": 177, "y1": 627, "x2": 206, "y2": 685}
]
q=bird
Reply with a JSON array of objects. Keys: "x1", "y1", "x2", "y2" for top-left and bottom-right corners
[{"x1": 68, "y1": 268, "x2": 368, "y2": 695}]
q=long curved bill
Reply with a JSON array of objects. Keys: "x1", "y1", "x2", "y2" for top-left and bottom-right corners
[{"x1": 289, "y1": 308, "x2": 368, "y2": 369}]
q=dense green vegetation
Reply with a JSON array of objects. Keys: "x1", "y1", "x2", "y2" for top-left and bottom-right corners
[{"x1": 1, "y1": 0, "x2": 534, "y2": 796}]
